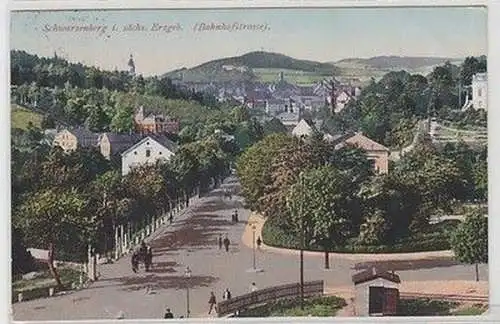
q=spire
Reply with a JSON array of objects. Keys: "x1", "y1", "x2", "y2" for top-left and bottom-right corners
[{"x1": 128, "y1": 54, "x2": 136, "y2": 75}]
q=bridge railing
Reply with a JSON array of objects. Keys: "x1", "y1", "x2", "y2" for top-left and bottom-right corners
[{"x1": 217, "y1": 280, "x2": 324, "y2": 317}]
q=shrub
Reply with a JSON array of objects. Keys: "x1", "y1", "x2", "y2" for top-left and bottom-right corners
[
  {"x1": 262, "y1": 217, "x2": 455, "y2": 253},
  {"x1": 398, "y1": 298, "x2": 459, "y2": 316}
]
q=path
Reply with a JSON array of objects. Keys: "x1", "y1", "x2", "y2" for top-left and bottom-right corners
[{"x1": 11, "y1": 177, "x2": 489, "y2": 321}]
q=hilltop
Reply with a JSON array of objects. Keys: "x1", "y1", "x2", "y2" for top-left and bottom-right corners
[{"x1": 164, "y1": 51, "x2": 338, "y2": 84}]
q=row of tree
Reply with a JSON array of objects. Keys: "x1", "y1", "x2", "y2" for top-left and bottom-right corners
[
  {"x1": 236, "y1": 132, "x2": 487, "y2": 268},
  {"x1": 11, "y1": 124, "x2": 235, "y2": 285}
]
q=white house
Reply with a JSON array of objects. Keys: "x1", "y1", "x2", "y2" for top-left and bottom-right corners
[
  {"x1": 471, "y1": 72, "x2": 487, "y2": 111},
  {"x1": 352, "y1": 267, "x2": 400, "y2": 317},
  {"x1": 335, "y1": 90, "x2": 353, "y2": 113},
  {"x1": 292, "y1": 119, "x2": 315, "y2": 138},
  {"x1": 121, "y1": 135, "x2": 178, "y2": 176}
]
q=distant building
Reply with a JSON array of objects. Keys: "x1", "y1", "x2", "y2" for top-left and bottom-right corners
[
  {"x1": 121, "y1": 135, "x2": 178, "y2": 176},
  {"x1": 291, "y1": 119, "x2": 316, "y2": 138},
  {"x1": 134, "y1": 106, "x2": 180, "y2": 135},
  {"x1": 334, "y1": 90, "x2": 354, "y2": 113},
  {"x1": 333, "y1": 132, "x2": 390, "y2": 174},
  {"x1": 98, "y1": 133, "x2": 145, "y2": 160},
  {"x1": 53, "y1": 128, "x2": 100, "y2": 152},
  {"x1": 471, "y1": 72, "x2": 487, "y2": 111}
]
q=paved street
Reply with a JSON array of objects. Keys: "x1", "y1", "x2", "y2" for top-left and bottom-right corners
[{"x1": 11, "y1": 177, "x2": 489, "y2": 321}]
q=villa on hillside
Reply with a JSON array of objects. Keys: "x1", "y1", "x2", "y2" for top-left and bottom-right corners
[
  {"x1": 53, "y1": 128, "x2": 100, "y2": 152},
  {"x1": 121, "y1": 134, "x2": 178, "y2": 176},
  {"x1": 134, "y1": 106, "x2": 180, "y2": 135}
]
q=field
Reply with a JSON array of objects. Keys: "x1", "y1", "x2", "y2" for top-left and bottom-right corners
[{"x1": 11, "y1": 104, "x2": 44, "y2": 130}]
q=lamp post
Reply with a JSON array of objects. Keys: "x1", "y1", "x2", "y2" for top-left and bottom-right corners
[
  {"x1": 185, "y1": 266, "x2": 192, "y2": 318},
  {"x1": 299, "y1": 171, "x2": 305, "y2": 310},
  {"x1": 252, "y1": 225, "x2": 257, "y2": 270},
  {"x1": 246, "y1": 222, "x2": 263, "y2": 273}
]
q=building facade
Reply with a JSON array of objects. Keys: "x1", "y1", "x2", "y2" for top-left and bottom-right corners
[
  {"x1": 471, "y1": 72, "x2": 487, "y2": 111},
  {"x1": 53, "y1": 128, "x2": 99, "y2": 152},
  {"x1": 134, "y1": 106, "x2": 180, "y2": 135},
  {"x1": 121, "y1": 135, "x2": 177, "y2": 176}
]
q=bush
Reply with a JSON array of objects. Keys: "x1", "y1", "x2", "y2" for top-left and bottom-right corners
[
  {"x1": 262, "y1": 217, "x2": 456, "y2": 253},
  {"x1": 398, "y1": 298, "x2": 459, "y2": 316},
  {"x1": 237, "y1": 296, "x2": 346, "y2": 317}
]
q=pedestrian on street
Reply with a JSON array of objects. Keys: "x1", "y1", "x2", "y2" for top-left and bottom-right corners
[
  {"x1": 223, "y1": 235, "x2": 230, "y2": 252},
  {"x1": 145, "y1": 246, "x2": 153, "y2": 271},
  {"x1": 218, "y1": 234, "x2": 223, "y2": 250},
  {"x1": 223, "y1": 288, "x2": 232, "y2": 301},
  {"x1": 164, "y1": 308, "x2": 174, "y2": 319},
  {"x1": 208, "y1": 291, "x2": 217, "y2": 314},
  {"x1": 169, "y1": 214, "x2": 173, "y2": 224},
  {"x1": 256, "y1": 236, "x2": 262, "y2": 250},
  {"x1": 131, "y1": 251, "x2": 139, "y2": 273},
  {"x1": 234, "y1": 210, "x2": 239, "y2": 222},
  {"x1": 250, "y1": 282, "x2": 258, "y2": 293}
]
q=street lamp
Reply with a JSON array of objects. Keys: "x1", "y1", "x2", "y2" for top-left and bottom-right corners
[
  {"x1": 246, "y1": 223, "x2": 263, "y2": 273},
  {"x1": 252, "y1": 225, "x2": 257, "y2": 270},
  {"x1": 184, "y1": 266, "x2": 192, "y2": 318}
]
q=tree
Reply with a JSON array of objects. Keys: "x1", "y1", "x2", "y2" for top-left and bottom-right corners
[
  {"x1": 450, "y1": 210, "x2": 488, "y2": 281},
  {"x1": 15, "y1": 188, "x2": 95, "y2": 288},
  {"x1": 236, "y1": 133, "x2": 295, "y2": 211},
  {"x1": 286, "y1": 166, "x2": 353, "y2": 269},
  {"x1": 11, "y1": 226, "x2": 36, "y2": 276}
]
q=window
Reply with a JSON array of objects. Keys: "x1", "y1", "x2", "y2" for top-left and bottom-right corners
[
  {"x1": 159, "y1": 151, "x2": 162, "y2": 155},
  {"x1": 146, "y1": 142, "x2": 150, "y2": 145},
  {"x1": 146, "y1": 149, "x2": 151, "y2": 157},
  {"x1": 134, "y1": 151, "x2": 137, "y2": 155},
  {"x1": 478, "y1": 89, "x2": 482, "y2": 97}
]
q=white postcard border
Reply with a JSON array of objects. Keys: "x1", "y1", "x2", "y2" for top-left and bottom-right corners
[{"x1": 1, "y1": 1, "x2": 498, "y2": 324}]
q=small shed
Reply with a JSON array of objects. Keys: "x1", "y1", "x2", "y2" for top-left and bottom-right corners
[{"x1": 352, "y1": 267, "x2": 400, "y2": 317}]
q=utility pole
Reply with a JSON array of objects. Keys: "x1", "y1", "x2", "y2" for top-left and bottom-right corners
[{"x1": 299, "y1": 172, "x2": 305, "y2": 310}]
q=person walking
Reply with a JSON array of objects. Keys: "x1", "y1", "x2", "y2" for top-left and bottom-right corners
[
  {"x1": 169, "y1": 214, "x2": 173, "y2": 224},
  {"x1": 163, "y1": 308, "x2": 174, "y2": 319},
  {"x1": 208, "y1": 291, "x2": 217, "y2": 314},
  {"x1": 145, "y1": 246, "x2": 153, "y2": 271},
  {"x1": 223, "y1": 235, "x2": 230, "y2": 252},
  {"x1": 234, "y1": 210, "x2": 239, "y2": 222},
  {"x1": 131, "y1": 251, "x2": 139, "y2": 273},
  {"x1": 218, "y1": 234, "x2": 223, "y2": 250},
  {"x1": 222, "y1": 288, "x2": 232, "y2": 301},
  {"x1": 250, "y1": 282, "x2": 258, "y2": 293}
]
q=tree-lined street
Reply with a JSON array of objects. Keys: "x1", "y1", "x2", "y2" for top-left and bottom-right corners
[{"x1": 12, "y1": 177, "x2": 488, "y2": 321}]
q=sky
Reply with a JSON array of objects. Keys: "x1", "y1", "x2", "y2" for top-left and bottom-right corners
[{"x1": 10, "y1": 7, "x2": 488, "y2": 76}]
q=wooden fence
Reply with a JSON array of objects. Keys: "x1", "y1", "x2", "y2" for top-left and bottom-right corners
[{"x1": 217, "y1": 280, "x2": 324, "y2": 317}]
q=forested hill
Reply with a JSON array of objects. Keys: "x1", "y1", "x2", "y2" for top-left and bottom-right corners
[
  {"x1": 164, "y1": 51, "x2": 338, "y2": 82},
  {"x1": 10, "y1": 50, "x2": 216, "y2": 106}
]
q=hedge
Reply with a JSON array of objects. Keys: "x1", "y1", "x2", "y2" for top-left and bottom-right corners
[
  {"x1": 237, "y1": 296, "x2": 347, "y2": 317},
  {"x1": 261, "y1": 216, "x2": 458, "y2": 254}
]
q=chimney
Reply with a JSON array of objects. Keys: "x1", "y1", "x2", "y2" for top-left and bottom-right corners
[{"x1": 280, "y1": 71, "x2": 284, "y2": 82}]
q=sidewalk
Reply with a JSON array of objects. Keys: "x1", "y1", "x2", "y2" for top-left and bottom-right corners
[{"x1": 241, "y1": 213, "x2": 454, "y2": 262}]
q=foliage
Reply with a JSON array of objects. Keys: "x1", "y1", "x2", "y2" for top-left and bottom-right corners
[
  {"x1": 11, "y1": 226, "x2": 37, "y2": 276},
  {"x1": 285, "y1": 166, "x2": 354, "y2": 250},
  {"x1": 450, "y1": 209, "x2": 488, "y2": 265},
  {"x1": 11, "y1": 105, "x2": 44, "y2": 130},
  {"x1": 397, "y1": 298, "x2": 459, "y2": 316},
  {"x1": 261, "y1": 217, "x2": 458, "y2": 253},
  {"x1": 236, "y1": 133, "x2": 296, "y2": 211},
  {"x1": 237, "y1": 296, "x2": 346, "y2": 317},
  {"x1": 14, "y1": 188, "x2": 96, "y2": 263},
  {"x1": 262, "y1": 117, "x2": 288, "y2": 135}
]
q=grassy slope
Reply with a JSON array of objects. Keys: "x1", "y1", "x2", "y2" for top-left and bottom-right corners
[{"x1": 11, "y1": 104, "x2": 43, "y2": 130}]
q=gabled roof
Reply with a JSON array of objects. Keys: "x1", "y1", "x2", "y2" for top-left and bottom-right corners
[
  {"x1": 352, "y1": 267, "x2": 401, "y2": 285},
  {"x1": 121, "y1": 135, "x2": 178, "y2": 156},
  {"x1": 101, "y1": 133, "x2": 145, "y2": 154},
  {"x1": 65, "y1": 128, "x2": 100, "y2": 147},
  {"x1": 343, "y1": 133, "x2": 389, "y2": 152}
]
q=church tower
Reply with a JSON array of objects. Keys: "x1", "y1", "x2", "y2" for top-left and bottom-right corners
[{"x1": 128, "y1": 54, "x2": 136, "y2": 75}]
